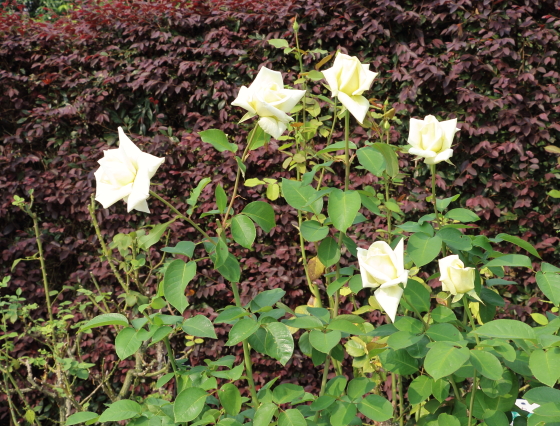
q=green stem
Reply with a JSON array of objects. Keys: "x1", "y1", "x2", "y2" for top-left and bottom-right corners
[
  {"x1": 313, "y1": 355, "x2": 331, "y2": 422},
  {"x1": 463, "y1": 296, "x2": 480, "y2": 345},
  {"x1": 148, "y1": 191, "x2": 212, "y2": 242},
  {"x1": 401, "y1": 293, "x2": 427, "y2": 331},
  {"x1": 230, "y1": 281, "x2": 259, "y2": 409},
  {"x1": 344, "y1": 110, "x2": 350, "y2": 190},
  {"x1": 392, "y1": 373, "x2": 398, "y2": 414},
  {"x1": 384, "y1": 179, "x2": 392, "y2": 242},
  {"x1": 222, "y1": 126, "x2": 257, "y2": 228},
  {"x1": 31, "y1": 211, "x2": 53, "y2": 325},
  {"x1": 449, "y1": 376, "x2": 464, "y2": 404},
  {"x1": 468, "y1": 371, "x2": 478, "y2": 426},
  {"x1": 430, "y1": 164, "x2": 440, "y2": 227},
  {"x1": 298, "y1": 210, "x2": 322, "y2": 307},
  {"x1": 294, "y1": 23, "x2": 306, "y2": 128},
  {"x1": 89, "y1": 196, "x2": 130, "y2": 293},
  {"x1": 398, "y1": 374, "x2": 404, "y2": 426}
]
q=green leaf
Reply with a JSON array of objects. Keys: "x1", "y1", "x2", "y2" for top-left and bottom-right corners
[
  {"x1": 426, "y1": 323, "x2": 461, "y2": 342},
  {"x1": 264, "y1": 322, "x2": 294, "y2": 365},
  {"x1": 187, "y1": 177, "x2": 212, "y2": 215},
  {"x1": 536, "y1": 272, "x2": 560, "y2": 306},
  {"x1": 316, "y1": 141, "x2": 357, "y2": 155},
  {"x1": 115, "y1": 327, "x2": 142, "y2": 360},
  {"x1": 301, "y1": 220, "x2": 330, "y2": 242},
  {"x1": 309, "y1": 330, "x2": 341, "y2": 353},
  {"x1": 485, "y1": 254, "x2": 532, "y2": 268},
  {"x1": 310, "y1": 395, "x2": 336, "y2": 411},
  {"x1": 432, "y1": 378, "x2": 450, "y2": 402},
  {"x1": 215, "y1": 185, "x2": 227, "y2": 213},
  {"x1": 394, "y1": 316, "x2": 424, "y2": 334},
  {"x1": 148, "y1": 326, "x2": 172, "y2": 346},
  {"x1": 328, "y1": 189, "x2": 361, "y2": 233},
  {"x1": 161, "y1": 241, "x2": 196, "y2": 258},
  {"x1": 358, "y1": 394, "x2": 393, "y2": 421},
  {"x1": 378, "y1": 348, "x2": 419, "y2": 375},
  {"x1": 66, "y1": 412, "x2": 99, "y2": 425},
  {"x1": 318, "y1": 236, "x2": 340, "y2": 268},
  {"x1": 424, "y1": 342, "x2": 470, "y2": 381},
  {"x1": 80, "y1": 313, "x2": 129, "y2": 332},
  {"x1": 437, "y1": 227, "x2": 472, "y2": 251},
  {"x1": 373, "y1": 142, "x2": 399, "y2": 178},
  {"x1": 216, "y1": 253, "x2": 241, "y2": 283},
  {"x1": 155, "y1": 372, "x2": 174, "y2": 388},
  {"x1": 437, "y1": 413, "x2": 461, "y2": 426},
  {"x1": 431, "y1": 306, "x2": 457, "y2": 323},
  {"x1": 472, "y1": 319, "x2": 537, "y2": 341},
  {"x1": 330, "y1": 401, "x2": 357, "y2": 426},
  {"x1": 436, "y1": 194, "x2": 460, "y2": 211},
  {"x1": 98, "y1": 400, "x2": 141, "y2": 422},
  {"x1": 138, "y1": 221, "x2": 171, "y2": 250},
  {"x1": 163, "y1": 259, "x2": 196, "y2": 314},
  {"x1": 347, "y1": 377, "x2": 376, "y2": 401},
  {"x1": 495, "y1": 233, "x2": 541, "y2": 259},
  {"x1": 524, "y1": 387, "x2": 560, "y2": 405},
  {"x1": 283, "y1": 315, "x2": 324, "y2": 329},
  {"x1": 470, "y1": 350, "x2": 503, "y2": 380},
  {"x1": 231, "y1": 215, "x2": 256, "y2": 249},
  {"x1": 273, "y1": 383, "x2": 305, "y2": 404},
  {"x1": 213, "y1": 238, "x2": 229, "y2": 269},
  {"x1": 174, "y1": 387, "x2": 208, "y2": 422},
  {"x1": 278, "y1": 409, "x2": 306, "y2": 426},
  {"x1": 214, "y1": 307, "x2": 247, "y2": 323},
  {"x1": 248, "y1": 123, "x2": 271, "y2": 150},
  {"x1": 529, "y1": 348, "x2": 560, "y2": 387},
  {"x1": 397, "y1": 221, "x2": 434, "y2": 236},
  {"x1": 281, "y1": 179, "x2": 323, "y2": 215},
  {"x1": 268, "y1": 38, "x2": 289, "y2": 48},
  {"x1": 182, "y1": 315, "x2": 217, "y2": 339},
  {"x1": 226, "y1": 317, "x2": 259, "y2": 346},
  {"x1": 251, "y1": 288, "x2": 286, "y2": 311},
  {"x1": 407, "y1": 233, "x2": 442, "y2": 267},
  {"x1": 327, "y1": 319, "x2": 364, "y2": 335},
  {"x1": 479, "y1": 368, "x2": 513, "y2": 398},
  {"x1": 356, "y1": 146, "x2": 386, "y2": 177},
  {"x1": 242, "y1": 201, "x2": 276, "y2": 233},
  {"x1": 402, "y1": 279, "x2": 431, "y2": 313},
  {"x1": 253, "y1": 403, "x2": 278, "y2": 426},
  {"x1": 199, "y1": 129, "x2": 238, "y2": 153},
  {"x1": 387, "y1": 331, "x2": 424, "y2": 350},
  {"x1": 327, "y1": 277, "x2": 350, "y2": 297},
  {"x1": 218, "y1": 383, "x2": 241, "y2": 416},
  {"x1": 408, "y1": 376, "x2": 433, "y2": 404},
  {"x1": 445, "y1": 208, "x2": 480, "y2": 222}
]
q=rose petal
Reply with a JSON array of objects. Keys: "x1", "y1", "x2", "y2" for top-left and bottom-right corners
[
  {"x1": 375, "y1": 285, "x2": 404, "y2": 323},
  {"x1": 337, "y1": 92, "x2": 370, "y2": 124}
]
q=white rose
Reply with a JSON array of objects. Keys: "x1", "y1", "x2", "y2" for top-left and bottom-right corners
[
  {"x1": 94, "y1": 127, "x2": 165, "y2": 213},
  {"x1": 408, "y1": 115, "x2": 459, "y2": 165},
  {"x1": 438, "y1": 255, "x2": 475, "y2": 295},
  {"x1": 357, "y1": 239, "x2": 409, "y2": 322},
  {"x1": 322, "y1": 53, "x2": 378, "y2": 124},
  {"x1": 231, "y1": 66, "x2": 305, "y2": 139}
]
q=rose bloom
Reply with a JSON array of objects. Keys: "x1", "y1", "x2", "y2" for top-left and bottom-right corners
[
  {"x1": 408, "y1": 115, "x2": 459, "y2": 164},
  {"x1": 94, "y1": 127, "x2": 165, "y2": 213},
  {"x1": 231, "y1": 66, "x2": 305, "y2": 139},
  {"x1": 438, "y1": 255, "x2": 475, "y2": 295},
  {"x1": 357, "y1": 239, "x2": 409, "y2": 322},
  {"x1": 322, "y1": 53, "x2": 378, "y2": 124}
]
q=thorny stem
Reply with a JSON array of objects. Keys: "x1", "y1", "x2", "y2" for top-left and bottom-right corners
[
  {"x1": 430, "y1": 164, "x2": 440, "y2": 227},
  {"x1": 463, "y1": 296, "x2": 480, "y2": 345},
  {"x1": 294, "y1": 20, "x2": 306, "y2": 128},
  {"x1": 449, "y1": 375, "x2": 464, "y2": 404},
  {"x1": 230, "y1": 281, "x2": 259, "y2": 409},
  {"x1": 163, "y1": 337, "x2": 178, "y2": 396},
  {"x1": 468, "y1": 371, "x2": 478, "y2": 426},
  {"x1": 89, "y1": 196, "x2": 130, "y2": 293}
]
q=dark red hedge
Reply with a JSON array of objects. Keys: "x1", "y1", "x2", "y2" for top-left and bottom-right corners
[{"x1": 1, "y1": 0, "x2": 560, "y2": 422}]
